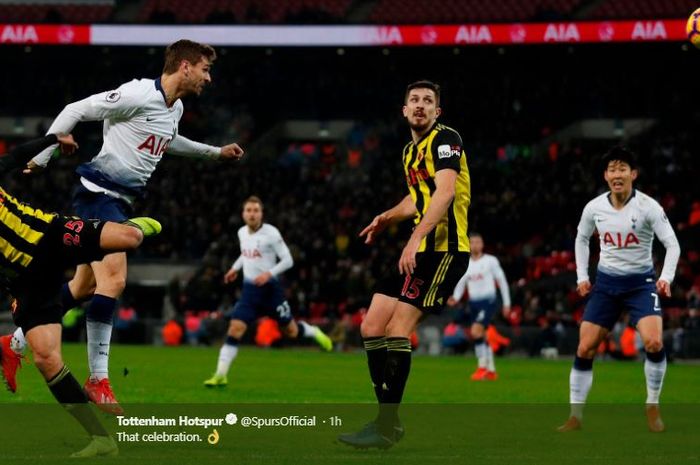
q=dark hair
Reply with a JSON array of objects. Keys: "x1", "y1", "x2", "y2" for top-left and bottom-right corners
[
  {"x1": 243, "y1": 195, "x2": 263, "y2": 209},
  {"x1": 601, "y1": 145, "x2": 637, "y2": 171},
  {"x1": 468, "y1": 232, "x2": 482, "y2": 239},
  {"x1": 163, "y1": 40, "x2": 216, "y2": 74},
  {"x1": 405, "y1": 80, "x2": 441, "y2": 106}
]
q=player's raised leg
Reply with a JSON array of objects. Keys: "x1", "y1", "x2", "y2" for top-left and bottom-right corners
[
  {"x1": 637, "y1": 314, "x2": 666, "y2": 432},
  {"x1": 284, "y1": 319, "x2": 333, "y2": 351},
  {"x1": 558, "y1": 321, "x2": 608, "y2": 432},
  {"x1": 61, "y1": 265, "x2": 97, "y2": 317},
  {"x1": 0, "y1": 218, "x2": 159, "y2": 395}
]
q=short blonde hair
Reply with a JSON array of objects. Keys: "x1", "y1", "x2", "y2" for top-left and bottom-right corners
[{"x1": 243, "y1": 196, "x2": 263, "y2": 209}]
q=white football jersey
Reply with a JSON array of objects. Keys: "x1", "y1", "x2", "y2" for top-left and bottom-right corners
[
  {"x1": 452, "y1": 254, "x2": 510, "y2": 306},
  {"x1": 32, "y1": 78, "x2": 220, "y2": 200},
  {"x1": 232, "y1": 224, "x2": 293, "y2": 281},
  {"x1": 575, "y1": 189, "x2": 680, "y2": 283}
]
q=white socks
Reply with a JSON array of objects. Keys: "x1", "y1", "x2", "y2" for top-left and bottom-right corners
[
  {"x1": 216, "y1": 343, "x2": 239, "y2": 377},
  {"x1": 10, "y1": 327, "x2": 26, "y2": 355},
  {"x1": 644, "y1": 357, "x2": 667, "y2": 404},
  {"x1": 569, "y1": 367, "x2": 593, "y2": 419},
  {"x1": 87, "y1": 320, "x2": 112, "y2": 381},
  {"x1": 474, "y1": 341, "x2": 487, "y2": 368},
  {"x1": 486, "y1": 345, "x2": 496, "y2": 372},
  {"x1": 298, "y1": 321, "x2": 318, "y2": 339}
]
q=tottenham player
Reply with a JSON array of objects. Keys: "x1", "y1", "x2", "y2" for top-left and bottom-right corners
[
  {"x1": 1, "y1": 40, "x2": 244, "y2": 412},
  {"x1": 448, "y1": 233, "x2": 510, "y2": 381},
  {"x1": 203, "y1": 196, "x2": 332, "y2": 387},
  {"x1": 558, "y1": 147, "x2": 680, "y2": 433}
]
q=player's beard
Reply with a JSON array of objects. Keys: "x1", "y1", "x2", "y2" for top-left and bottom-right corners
[
  {"x1": 246, "y1": 219, "x2": 262, "y2": 230},
  {"x1": 408, "y1": 119, "x2": 432, "y2": 133}
]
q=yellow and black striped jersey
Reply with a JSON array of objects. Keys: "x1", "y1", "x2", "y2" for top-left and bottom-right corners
[
  {"x1": 0, "y1": 186, "x2": 56, "y2": 278},
  {"x1": 0, "y1": 134, "x2": 64, "y2": 282},
  {"x1": 402, "y1": 123, "x2": 471, "y2": 253}
]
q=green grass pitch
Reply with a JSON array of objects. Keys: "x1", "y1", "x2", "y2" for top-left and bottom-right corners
[{"x1": 1, "y1": 344, "x2": 698, "y2": 464}]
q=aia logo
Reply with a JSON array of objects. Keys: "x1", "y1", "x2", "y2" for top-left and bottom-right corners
[
  {"x1": 468, "y1": 273, "x2": 485, "y2": 281},
  {"x1": 242, "y1": 248, "x2": 262, "y2": 259},
  {"x1": 602, "y1": 232, "x2": 640, "y2": 248},
  {"x1": 138, "y1": 135, "x2": 170, "y2": 157}
]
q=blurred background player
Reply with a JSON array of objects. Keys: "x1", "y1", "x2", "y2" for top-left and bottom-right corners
[
  {"x1": 204, "y1": 196, "x2": 331, "y2": 387},
  {"x1": 448, "y1": 232, "x2": 511, "y2": 381},
  {"x1": 3, "y1": 39, "x2": 245, "y2": 412},
  {"x1": 339, "y1": 80, "x2": 471, "y2": 449},
  {"x1": 0, "y1": 132, "x2": 160, "y2": 457},
  {"x1": 558, "y1": 146, "x2": 680, "y2": 433}
]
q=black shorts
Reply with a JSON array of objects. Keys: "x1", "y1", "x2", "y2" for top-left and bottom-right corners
[
  {"x1": 375, "y1": 252, "x2": 469, "y2": 313},
  {"x1": 10, "y1": 216, "x2": 106, "y2": 332}
]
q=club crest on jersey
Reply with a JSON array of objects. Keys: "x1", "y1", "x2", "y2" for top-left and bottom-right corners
[
  {"x1": 105, "y1": 90, "x2": 121, "y2": 103},
  {"x1": 602, "y1": 231, "x2": 640, "y2": 248},
  {"x1": 417, "y1": 149, "x2": 425, "y2": 162}
]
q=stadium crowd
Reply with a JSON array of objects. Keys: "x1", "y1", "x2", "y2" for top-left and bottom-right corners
[{"x1": 2, "y1": 44, "x2": 699, "y2": 355}]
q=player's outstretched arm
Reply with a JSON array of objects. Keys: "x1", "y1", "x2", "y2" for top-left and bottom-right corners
[
  {"x1": 29, "y1": 85, "x2": 143, "y2": 170},
  {"x1": 166, "y1": 135, "x2": 244, "y2": 161},
  {"x1": 360, "y1": 195, "x2": 417, "y2": 244}
]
